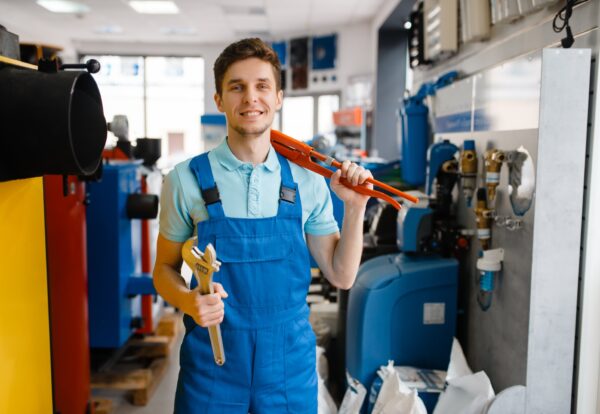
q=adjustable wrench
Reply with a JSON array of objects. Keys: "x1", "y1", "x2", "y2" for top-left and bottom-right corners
[{"x1": 181, "y1": 238, "x2": 226, "y2": 366}]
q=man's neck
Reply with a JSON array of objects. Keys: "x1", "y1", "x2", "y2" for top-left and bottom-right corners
[{"x1": 226, "y1": 129, "x2": 271, "y2": 166}]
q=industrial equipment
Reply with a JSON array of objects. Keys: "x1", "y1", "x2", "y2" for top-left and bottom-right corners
[
  {"x1": 398, "y1": 71, "x2": 458, "y2": 187},
  {"x1": 86, "y1": 160, "x2": 159, "y2": 348},
  {"x1": 0, "y1": 26, "x2": 106, "y2": 413},
  {"x1": 86, "y1": 125, "x2": 161, "y2": 348}
]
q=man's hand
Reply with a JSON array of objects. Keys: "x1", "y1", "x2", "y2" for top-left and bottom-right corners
[
  {"x1": 329, "y1": 160, "x2": 373, "y2": 209},
  {"x1": 180, "y1": 282, "x2": 229, "y2": 327}
]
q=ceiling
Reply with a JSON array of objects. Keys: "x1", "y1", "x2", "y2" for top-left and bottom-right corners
[{"x1": 0, "y1": 0, "x2": 390, "y2": 50}]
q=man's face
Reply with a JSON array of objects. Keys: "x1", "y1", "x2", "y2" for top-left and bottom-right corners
[{"x1": 214, "y1": 57, "x2": 283, "y2": 138}]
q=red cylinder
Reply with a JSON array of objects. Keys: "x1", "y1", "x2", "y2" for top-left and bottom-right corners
[
  {"x1": 44, "y1": 175, "x2": 91, "y2": 414},
  {"x1": 137, "y1": 175, "x2": 154, "y2": 334}
]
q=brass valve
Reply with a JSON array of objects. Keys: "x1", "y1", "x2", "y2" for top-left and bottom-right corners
[
  {"x1": 460, "y1": 141, "x2": 478, "y2": 206},
  {"x1": 484, "y1": 149, "x2": 505, "y2": 203},
  {"x1": 474, "y1": 188, "x2": 494, "y2": 250}
]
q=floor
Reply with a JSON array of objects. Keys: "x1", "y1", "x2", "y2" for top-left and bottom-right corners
[{"x1": 92, "y1": 327, "x2": 183, "y2": 413}]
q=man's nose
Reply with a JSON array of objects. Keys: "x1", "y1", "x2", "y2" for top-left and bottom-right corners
[{"x1": 243, "y1": 87, "x2": 258, "y2": 103}]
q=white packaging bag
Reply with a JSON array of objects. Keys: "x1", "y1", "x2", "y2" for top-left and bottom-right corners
[
  {"x1": 372, "y1": 361, "x2": 427, "y2": 414},
  {"x1": 317, "y1": 346, "x2": 338, "y2": 414},
  {"x1": 433, "y1": 371, "x2": 495, "y2": 414},
  {"x1": 338, "y1": 372, "x2": 367, "y2": 414},
  {"x1": 446, "y1": 338, "x2": 473, "y2": 381}
]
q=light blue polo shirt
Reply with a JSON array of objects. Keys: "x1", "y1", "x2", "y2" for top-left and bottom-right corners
[{"x1": 159, "y1": 138, "x2": 340, "y2": 242}]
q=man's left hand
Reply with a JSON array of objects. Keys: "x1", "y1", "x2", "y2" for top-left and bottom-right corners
[{"x1": 329, "y1": 160, "x2": 373, "y2": 209}]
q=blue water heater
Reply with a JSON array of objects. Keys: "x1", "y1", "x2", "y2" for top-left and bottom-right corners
[{"x1": 346, "y1": 253, "x2": 458, "y2": 397}]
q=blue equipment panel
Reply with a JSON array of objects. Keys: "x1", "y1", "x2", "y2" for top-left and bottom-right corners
[
  {"x1": 87, "y1": 163, "x2": 140, "y2": 348},
  {"x1": 346, "y1": 253, "x2": 458, "y2": 393}
]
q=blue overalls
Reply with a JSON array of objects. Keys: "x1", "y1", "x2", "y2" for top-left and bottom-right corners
[{"x1": 174, "y1": 151, "x2": 318, "y2": 413}]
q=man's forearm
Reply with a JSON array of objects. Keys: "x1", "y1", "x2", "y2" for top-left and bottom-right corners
[
  {"x1": 330, "y1": 205, "x2": 365, "y2": 289},
  {"x1": 153, "y1": 264, "x2": 190, "y2": 309}
]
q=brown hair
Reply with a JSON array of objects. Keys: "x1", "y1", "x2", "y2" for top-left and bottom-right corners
[{"x1": 213, "y1": 38, "x2": 282, "y2": 96}]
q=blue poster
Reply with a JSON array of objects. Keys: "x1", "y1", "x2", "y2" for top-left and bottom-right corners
[
  {"x1": 312, "y1": 34, "x2": 337, "y2": 70},
  {"x1": 271, "y1": 41, "x2": 287, "y2": 67}
]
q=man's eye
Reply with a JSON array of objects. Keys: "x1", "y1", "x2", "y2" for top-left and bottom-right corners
[
  {"x1": 258, "y1": 83, "x2": 269, "y2": 89},
  {"x1": 231, "y1": 85, "x2": 242, "y2": 91}
]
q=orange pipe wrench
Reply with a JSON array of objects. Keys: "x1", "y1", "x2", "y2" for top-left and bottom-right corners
[{"x1": 270, "y1": 130, "x2": 419, "y2": 210}]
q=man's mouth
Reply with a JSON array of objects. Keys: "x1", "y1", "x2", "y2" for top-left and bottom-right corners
[{"x1": 240, "y1": 110, "x2": 264, "y2": 117}]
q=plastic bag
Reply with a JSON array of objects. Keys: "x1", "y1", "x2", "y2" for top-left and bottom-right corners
[
  {"x1": 433, "y1": 371, "x2": 495, "y2": 414},
  {"x1": 317, "y1": 346, "x2": 338, "y2": 414},
  {"x1": 372, "y1": 361, "x2": 427, "y2": 414},
  {"x1": 338, "y1": 372, "x2": 367, "y2": 414},
  {"x1": 446, "y1": 338, "x2": 473, "y2": 381}
]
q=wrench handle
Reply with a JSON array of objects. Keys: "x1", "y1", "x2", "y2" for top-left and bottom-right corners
[
  {"x1": 208, "y1": 325, "x2": 226, "y2": 365},
  {"x1": 196, "y1": 267, "x2": 226, "y2": 366}
]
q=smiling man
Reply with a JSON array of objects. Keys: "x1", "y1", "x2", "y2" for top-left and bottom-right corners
[{"x1": 153, "y1": 38, "x2": 372, "y2": 413}]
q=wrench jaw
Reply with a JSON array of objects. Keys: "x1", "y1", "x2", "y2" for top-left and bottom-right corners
[{"x1": 181, "y1": 238, "x2": 226, "y2": 366}]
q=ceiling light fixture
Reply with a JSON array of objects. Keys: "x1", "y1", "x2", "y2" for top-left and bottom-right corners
[
  {"x1": 129, "y1": 1, "x2": 179, "y2": 14},
  {"x1": 36, "y1": 0, "x2": 90, "y2": 14},
  {"x1": 403, "y1": 21, "x2": 412, "y2": 30}
]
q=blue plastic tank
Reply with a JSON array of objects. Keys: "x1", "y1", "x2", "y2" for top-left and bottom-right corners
[{"x1": 346, "y1": 253, "x2": 458, "y2": 396}]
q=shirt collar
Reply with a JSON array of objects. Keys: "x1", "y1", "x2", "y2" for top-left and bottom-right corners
[{"x1": 215, "y1": 137, "x2": 278, "y2": 172}]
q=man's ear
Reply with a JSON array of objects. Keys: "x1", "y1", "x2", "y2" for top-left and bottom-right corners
[
  {"x1": 214, "y1": 92, "x2": 224, "y2": 112},
  {"x1": 275, "y1": 89, "x2": 283, "y2": 111}
]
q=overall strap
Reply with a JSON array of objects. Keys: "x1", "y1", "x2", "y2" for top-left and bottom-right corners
[
  {"x1": 189, "y1": 152, "x2": 225, "y2": 219},
  {"x1": 276, "y1": 152, "x2": 302, "y2": 217}
]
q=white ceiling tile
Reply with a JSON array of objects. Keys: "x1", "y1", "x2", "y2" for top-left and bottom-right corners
[{"x1": 227, "y1": 15, "x2": 269, "y2": 30}]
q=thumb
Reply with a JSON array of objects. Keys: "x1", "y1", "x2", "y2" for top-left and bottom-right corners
[
  {"x1": 330, "y1": 169, "x2": 342, "y2": 187},
  {"x1": 213, "y1": 282, "x2": 229, "y2": 298}
]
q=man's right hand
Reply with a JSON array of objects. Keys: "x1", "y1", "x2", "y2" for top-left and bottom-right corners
[{"x1": 181, "y1": 282, "x2": 229, "y2": 327}]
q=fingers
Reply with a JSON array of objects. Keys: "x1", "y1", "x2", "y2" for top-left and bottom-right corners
[
  {"x1": 339, "y1": 160, "x2": 372, "y2": 187},
  {"x1": 196, "y1": 295, "x2": 224, "y2": 327},
  {"x1": 187, "y1": 288, "x2": 225, "y2": 327},
  {"x1": 330, "y1": 169, "x2": 342, "y2": 186},
  {"x1": 213, "y1": 282, "x2": 229, "y2": 298}
]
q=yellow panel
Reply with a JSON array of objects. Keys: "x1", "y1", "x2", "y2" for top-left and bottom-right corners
[{"x1": 0, "y1": 178, "x2": 53, "y2": 413}]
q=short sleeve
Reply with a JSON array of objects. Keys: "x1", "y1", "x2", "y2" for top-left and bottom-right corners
[
  {"x1": 304, "y1": 174, "x2": 339, "y2": 236},
  {"x1": 159, "y1": 168, "x2": 195, "y2": 242}
]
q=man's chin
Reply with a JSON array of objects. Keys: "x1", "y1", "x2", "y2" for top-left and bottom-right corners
[{"x1": 233, "y1": 124, "x2": 271, "y2": 137}]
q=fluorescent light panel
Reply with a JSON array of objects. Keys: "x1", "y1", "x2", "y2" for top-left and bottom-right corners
[
  {"x1": 129, "y1": 1, "x2": 179, "y2": 14},
  {"x1": 36, "y1": 0, "x2": 90, "y2": 13}
]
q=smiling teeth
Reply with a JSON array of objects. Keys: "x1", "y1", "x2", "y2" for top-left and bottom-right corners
[{"x1": 243, "y1": 111, "x2": 262, "y2": 116}]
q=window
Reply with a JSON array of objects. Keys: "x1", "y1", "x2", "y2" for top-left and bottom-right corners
[
  {"x1": 282, "y1": 96, "x2": 314, "y2": 141},
  {"x1": 278, "y1": 93, "x2": 340, "y2": 141},
  {"x1": 83, "y1": 55, "x2": 204, "y2": 167}
]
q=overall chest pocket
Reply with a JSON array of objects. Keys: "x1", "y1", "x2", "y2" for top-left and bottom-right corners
[
  {"x1": 210, "y1": 233, "x2": 302, "y2": 309},
  {"x1": 214, "y1": 233, "x2": 295, "y2": 263}
]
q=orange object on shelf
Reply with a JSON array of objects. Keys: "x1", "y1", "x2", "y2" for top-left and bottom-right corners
[{"x1": 333, "y1": 107, "x2": 363, "y2": 127}]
